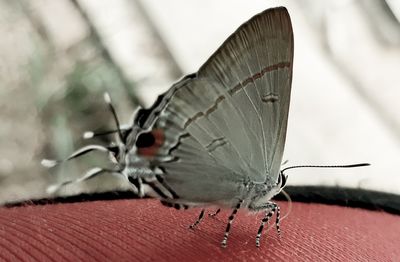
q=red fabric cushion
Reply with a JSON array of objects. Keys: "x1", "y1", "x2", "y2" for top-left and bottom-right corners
[{"x1": 0, "y1": 199, "x2": 399, "y2": 261}]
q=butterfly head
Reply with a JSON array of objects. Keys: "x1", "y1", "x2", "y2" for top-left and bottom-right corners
[{"x1": 247, "y1": 171, "x2": 288, "y2": 211}]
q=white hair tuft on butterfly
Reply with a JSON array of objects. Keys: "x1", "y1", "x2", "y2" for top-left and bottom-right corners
[{"x1": 41, "y1": 7, "x2": 369, "y2": 248}]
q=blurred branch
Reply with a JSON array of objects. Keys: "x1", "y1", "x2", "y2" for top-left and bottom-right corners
[
  {"x1": 132, "y1": 0, "x2": 183, "y2": 79},
  {"x1": 69, "y1": 0, "x2": 145, "y2": 108},
  {"x1": 15, "y1": 0, "x2": 53, "y2": 49}
]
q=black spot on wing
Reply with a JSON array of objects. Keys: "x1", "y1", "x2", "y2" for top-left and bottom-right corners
[{"x1": 136, "y1": 132, "x2": 156, "y2": 148}]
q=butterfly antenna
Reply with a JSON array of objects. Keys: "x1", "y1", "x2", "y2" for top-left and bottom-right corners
[
  {"x1": 281, "y1": 163, "x2": 370, "y2": 173},
  {"x1": 46, "y1": 167, "x2": 122, "y2": 194},
  {"x1": 83, "y1": 126, "x2": 132, "y2": 140},
  {"x1": 272, "y1": 163, "x2": 370, "y2": 228},
  {"x1": 104, "y1": 92, "x2": 124, "y2": 143},
  {"x1": 41, "y1": 145, "x2": 115, "y2": 168}
]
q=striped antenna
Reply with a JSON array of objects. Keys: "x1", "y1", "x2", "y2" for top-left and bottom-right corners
[
  {"x1": 104, "y1": 92, "x2": 124, "y2": 143},
  {"x1": 82, "y1": 126, "x2": 132, "y2": 140},
  {"x1": 40, "y1": 145, "x2": 112, "y2": 168},
  {"x1": 281, "y1": 163, "x2": 370, "y2": 173},
  {"x1": 46, "y1": 167, "x2": 121, "y2": 194}
]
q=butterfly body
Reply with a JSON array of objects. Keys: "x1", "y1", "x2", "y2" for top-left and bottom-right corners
[
  {"x1": 44, "y1": 7, "x2": 294, "y2": 247},
  {"x1": 115, "y1": 7, "x2": 293, "y2": 247}
]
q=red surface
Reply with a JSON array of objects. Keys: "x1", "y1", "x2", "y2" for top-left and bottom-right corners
[{"x1": 0, "y1": 199, "x2": 399, "y2": 261}]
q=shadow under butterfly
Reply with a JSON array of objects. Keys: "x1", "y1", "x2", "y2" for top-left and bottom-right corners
[{"x1": 42, "y1": 7, "x2": 369, "y2": 248}]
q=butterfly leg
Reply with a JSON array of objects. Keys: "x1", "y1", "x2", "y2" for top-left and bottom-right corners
[
  {"x1": 208, "y1": 208, "x2": 221, "y2": 218},
  {"x1": 189, "y1": 209, "x2": 205, "y2": 229},
  {"x1": 127, "y1": 176, "x2": 143, "y2": 197},
  {"x1": 255, "y1": 202, "x2": 278, "y2": 247},
  {"x1": 221, "y1": 200, "x2": 243, "y2": 248},
  {"x1": 275, "y1": 205, "x2": 281, "y2": 238}
]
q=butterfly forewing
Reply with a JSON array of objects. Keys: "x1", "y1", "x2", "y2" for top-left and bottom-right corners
[
  {"x1": 136, "y1": 7, "x2": 293, "y2": 203},
  {"x1": 197, "y1": 7, "x2": 294, "y2": 183}
]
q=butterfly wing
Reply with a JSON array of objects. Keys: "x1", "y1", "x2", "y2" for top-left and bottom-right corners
[
  {"x1": 196, "y1": 7, "x2": 294, "y2": 183},
  {"x1": 134, "y1": 7, "x2": 293, "y2": 204}
]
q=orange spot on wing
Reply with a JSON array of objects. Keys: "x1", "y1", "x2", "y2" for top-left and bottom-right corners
[{"x1": 137, "y1": 129, "x2": 165, "y2": 158}]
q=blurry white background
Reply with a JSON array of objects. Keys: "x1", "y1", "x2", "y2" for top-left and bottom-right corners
[{"x1": 0, "y1": 0, "x2": 399, "y2": 204}]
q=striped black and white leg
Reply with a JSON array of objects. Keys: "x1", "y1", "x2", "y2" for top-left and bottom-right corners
[
  {"x1": 221, "y1": 200, "x2": 243, "y2": 248},
  {"x1": 156, "y1": 175, "x2": 179, "y2": 199},
  {"x1": 127, "y1": 176, "x2": 143, "y2": 197},
  {"x1": 209, "y1": 208, "x2": 221, "y2": 218},
  {"x1": 275, "y1": 205, "x2": 281, "y2": 237},
  {"x1": 189, "y1": 209, "x2": 205, "y2": 229},
  {"x1": 255, "y1": 203, "x2": 277, "y2": 247}
]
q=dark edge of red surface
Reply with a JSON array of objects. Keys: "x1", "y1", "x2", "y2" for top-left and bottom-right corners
[
  {"x1": 278, "y1": 186, "x2": 400, "y2": 215},
  {"x1": 4, "y1": 186, "x2": 400, "y2": 215}
]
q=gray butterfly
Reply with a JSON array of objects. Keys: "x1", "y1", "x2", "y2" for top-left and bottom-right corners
[{"x1": 43, "y1": 7, "x2": 294, "y2": 247}]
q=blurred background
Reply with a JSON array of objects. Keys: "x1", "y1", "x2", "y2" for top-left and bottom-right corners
[{"x1": 1, "y1": 0, "x2": 399, "y2": 205}]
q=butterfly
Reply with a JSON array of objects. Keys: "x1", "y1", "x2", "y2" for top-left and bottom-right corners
[{"x1": 43, "y1": 7, "x2": 294, "y2": 247}]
